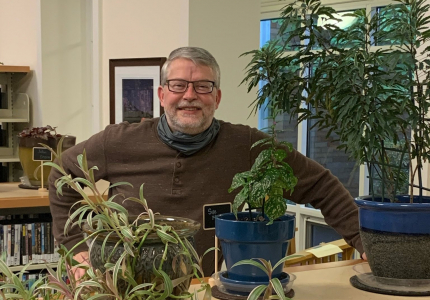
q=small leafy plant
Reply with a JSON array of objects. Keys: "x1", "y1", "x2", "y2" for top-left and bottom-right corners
[
  {"x1": 228, "y1": 100, "x2": 298, "y2": 224},
  {"x1": 18, "y1": 125, "x2": 60, "y2": 140},
  {"x1": 231, "y1": 255, "x2": 299, "y2": 300}
]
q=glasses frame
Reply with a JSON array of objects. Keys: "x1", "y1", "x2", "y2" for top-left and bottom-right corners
[{"x1": 166, "y1": 79, "x2": 216, "y2": 94}]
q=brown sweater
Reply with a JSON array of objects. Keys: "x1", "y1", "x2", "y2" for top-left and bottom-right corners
[{"x1": 49, "y1": 118, "x2": 363, "y2": 275}]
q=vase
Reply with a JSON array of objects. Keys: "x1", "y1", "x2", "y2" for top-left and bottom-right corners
[
  {"x1": 18, "y1": 135, "x2": 76, "y2": 187},
  {"x1": 83, "y1": 215, "x2": 200, "y2": 296},
  {"x1": 355, "y1": 196, "x2": 430, "y2": 279}
]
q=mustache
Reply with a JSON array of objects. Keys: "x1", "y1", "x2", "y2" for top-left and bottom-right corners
[{"x1": 176, "y1": 102, "x2": 203, "y2": 109}]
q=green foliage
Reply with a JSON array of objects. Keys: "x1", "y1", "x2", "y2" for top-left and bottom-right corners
[
  {"x1": 230, "y1": 255, "x2": 300, "y2": 300},
  {"x1": 242, "y1": 0, "x2": 430, "y2": 202},
  {"x1": 0, "y1": 137, "x2": 212, "y2": 300},
  {"x1": 229, "y1": 105, "x2": 297, "y2": 224}
]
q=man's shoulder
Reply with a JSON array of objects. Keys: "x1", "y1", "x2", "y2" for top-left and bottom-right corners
[
  {"x1": 104, "y1": 118, "x2": 159, "y2": 136},
  {"x1": 218, "y1": 119, "x2": 254, "y2": 131},
  {"x1": 218, "y1": 119, "x2": 267, "y2": 138}
]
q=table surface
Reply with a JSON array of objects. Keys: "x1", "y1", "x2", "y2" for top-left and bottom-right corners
[
  {"x1": 189, "y1": 260, "x2": 430, "y2": 300},
  {"x1": 0, "y1": 181, "x2": 110, "y2": 209}
]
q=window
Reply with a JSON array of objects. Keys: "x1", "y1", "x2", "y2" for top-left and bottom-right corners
[{"x1": 305, "y1": 220, "x2": 341, "y2": 248}]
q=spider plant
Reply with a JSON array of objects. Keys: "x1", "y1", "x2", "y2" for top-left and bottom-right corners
[{"x1": 0, "y1": 136, "x2": 213, "y2": 300}]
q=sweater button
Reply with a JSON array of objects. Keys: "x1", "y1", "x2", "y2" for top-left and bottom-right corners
[
  {"x1": 176, "y1": 162, "x2": 181, "y2": 168},
  {"x1": 174, "y1": 177, "x2": 180, "y2": 183}
]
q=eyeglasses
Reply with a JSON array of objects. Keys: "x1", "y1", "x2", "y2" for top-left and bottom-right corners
[{"x1": 166, "y1": 80, "x2": 215, "y2": 94}]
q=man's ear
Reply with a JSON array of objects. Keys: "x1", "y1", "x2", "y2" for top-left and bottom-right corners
[
  {"x1": 215, "y1": 89, "x2": 222, "y2": 109},
  {"x1": 158, "y1": 86, "x2": 165, "y2": 107}
]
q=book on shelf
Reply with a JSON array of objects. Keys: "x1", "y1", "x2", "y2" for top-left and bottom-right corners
[
  {"x1": 7, "y1": 224, "x2": 12, "y2": 266},
  {"x1": 27, "y1": 222, "x2": 32, "y2": 263},
  {"x1": 22, "y1": 224, "x2": 27, "y2": 265},
  {"x1": 14, "y1": 224, "x2": 21, "y2": 266}
]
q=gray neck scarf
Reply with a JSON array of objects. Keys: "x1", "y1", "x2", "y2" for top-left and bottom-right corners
[{"x1": 157, "y1": 114, "x2": 220, "y2": 156}]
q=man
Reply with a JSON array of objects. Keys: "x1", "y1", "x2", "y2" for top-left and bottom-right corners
[{"x1": 49, "y1": 47, "x2": 365, "y2": 279}]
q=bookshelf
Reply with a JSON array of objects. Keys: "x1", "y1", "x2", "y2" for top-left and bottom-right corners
[{"x1": 0, "y1": 181, "x2": 109, "y2": 272}]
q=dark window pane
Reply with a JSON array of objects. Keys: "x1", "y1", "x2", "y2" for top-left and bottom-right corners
[
  {"x1": 306, "y1": 221, "x2": 342, "y2": 248},
  {"x1": 307, "y1": 119, "x2": 360, "y2": 197},
  {"x1": 262, "y1": 18, "x2": 301, "y2": 51},
  {"x1": 369, "y1": 143, "x2": 409, "y2": 198},
  {"x1": 275, "y1": 113, "x2": 298, "y2": 148},
  {"x1": 373, "y1": 5, "x2": 408, "y2": 46},
  {"x1": 368, "y1": 52, "x2": 412, "y2": 197}
]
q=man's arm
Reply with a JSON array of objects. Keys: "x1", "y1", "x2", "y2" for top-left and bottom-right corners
[
  {"x1": 249, "y1": 128, "x2": 363, "y2": 254},
  {"x1": 49, "y1": 129, "x2": 109, "y2": 255},
  {"x1": 287, "y1": 149, "x2": 364, "y2": 254}
]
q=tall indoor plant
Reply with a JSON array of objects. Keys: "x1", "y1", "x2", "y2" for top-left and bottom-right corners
[{"x1": 240, "y1": 0, "x2": 430, "y2": 282}]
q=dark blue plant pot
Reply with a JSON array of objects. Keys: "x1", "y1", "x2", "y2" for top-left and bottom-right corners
[
  {"x1": 215, "y1": 212, "x2": 295, "y2": 282},
  {"x1": 355, "y1": 196, "x2": 430, "y2": 279}
]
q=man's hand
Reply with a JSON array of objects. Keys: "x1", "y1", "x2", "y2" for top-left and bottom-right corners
[
  {"x1": 362, "y1": 252, "x2": 368, "y2": 260},
  {"x1": 71, "y1": 251, "x2": 90, "y2": 281}
]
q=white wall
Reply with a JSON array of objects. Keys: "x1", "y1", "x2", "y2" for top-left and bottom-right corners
[
  {"x1": 41, "y1": 0, "x2": 92, "y2": 142},
  {"x1": 100, "y1": 0, "x2": 190, "y2": 128},
  {"x1": 0, "y1": 0, "x2": 41, "y2": 129},
  {"x1": 0, "y1": 0, "x2": 260, "y2": 141},
  {"x1": 189, "y1": 0, "x2": 260, "y2": 128}
]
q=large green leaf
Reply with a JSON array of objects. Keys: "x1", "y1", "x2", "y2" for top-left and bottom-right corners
[
  {"x1": 232, "y1": 185, "x2": 249, "y2": 215},
  {"x1": 264, "y1": 195, "x2": 287, "y2": 224},
  {"x1": 229, "y1": 171, "x2": 252, "y2": 192}
]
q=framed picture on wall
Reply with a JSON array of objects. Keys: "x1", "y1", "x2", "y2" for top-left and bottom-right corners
[{"x1": 109, "y1": 57, "x2": 166, "y2": 124}]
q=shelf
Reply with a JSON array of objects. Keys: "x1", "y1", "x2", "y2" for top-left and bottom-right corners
[
  {"x1": 0, "y1": 93, "x2": 30, "y2": 121},
  {"x1": 0, "y1": 155, "x2": 20, "y2": 162},
  {"x1": 0, "y1": 183, "x2": 50, "y2": 208},
  {"x1": 8, "y1": 262, "x2": 57, "y2": 272},
  {"x1": 0, "y1": 65, "x2": 30, "y2": 73},
  {"x1": 0, "y1": 118, "x2": 29, "y2": 122}
]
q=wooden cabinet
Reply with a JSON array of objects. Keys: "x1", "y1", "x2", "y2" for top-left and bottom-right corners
[{"x1": 0, "y1": 65, "x2": 31, "y2": 182}]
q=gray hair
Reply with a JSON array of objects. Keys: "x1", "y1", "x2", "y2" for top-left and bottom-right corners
[{"x1": 161, "y1": 47, "x2": 221, "y2": 88}]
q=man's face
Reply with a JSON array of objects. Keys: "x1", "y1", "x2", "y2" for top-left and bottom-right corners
[{"x1": 158, "y1": 58, "x2": 222, "y2": 135}]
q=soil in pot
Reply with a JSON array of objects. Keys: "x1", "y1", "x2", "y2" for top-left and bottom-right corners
[{"x1": 360, "y1": 228, "x2": 430, "y2": 279}]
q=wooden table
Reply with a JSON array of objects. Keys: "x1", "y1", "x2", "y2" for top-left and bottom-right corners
[
  {"x1": 0, "y1": 181, "x2": 110, "y2": 213},
  {"x1": 190, "y1": 260, "x2": 430, "y2": 300}
]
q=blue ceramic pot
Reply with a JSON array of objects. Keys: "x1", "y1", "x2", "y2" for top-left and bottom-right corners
[
  {"x1": 215, "y1": 212, "x2": 295, "y2": 282},
  {"x1": 355, "y1": 196, "x2": 430, "y2": 279}
]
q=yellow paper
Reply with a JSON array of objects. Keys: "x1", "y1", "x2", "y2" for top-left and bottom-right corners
[{"x1": 305, "y1": 243, "x2": 342, "y2": 258}]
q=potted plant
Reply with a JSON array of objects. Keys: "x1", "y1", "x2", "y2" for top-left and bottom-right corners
[
  {"x1": 240, "y1": 0, "x2": 430, "y2": 284},
  {"x1": 0, "y1": 137, "x2": 212, "y2": 300},
  {"x1": 18, "y1": 126, "x2": 75, "y2": 187},
  {"x1": 215, "y1": 104, "x2": 297, "y2": 285}
]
